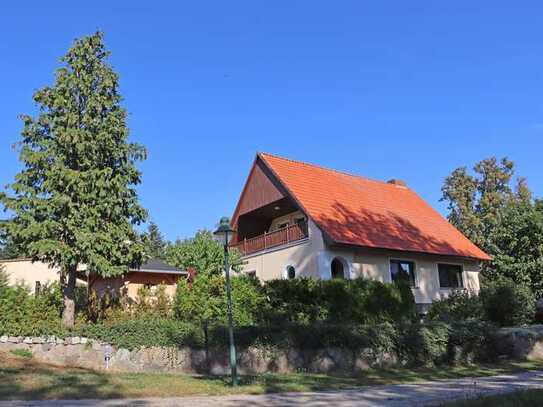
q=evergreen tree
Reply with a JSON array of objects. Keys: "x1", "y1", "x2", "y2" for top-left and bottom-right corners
[
  {"x1": 143, "y1": 221, "x2": 167, "y2": 259},
  {"x1": 0, "y1": 32, "x2": 147, "y2": 327},
  {"x1": 0, "y1": 222, "x2": 20, "y2": 259}
]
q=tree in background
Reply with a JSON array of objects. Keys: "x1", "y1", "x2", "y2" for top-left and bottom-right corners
[
  {"x1": 0, "y1": 32, "x2": 147, "y2": 327},
  {"x1": 0, "y1": 223, "x2": 20, "y2": 260},
  {"x1": 441, "y1": 157, "x2": 543, "y2": 297},
  {"x1": 142, "y1": 221, "x2": 167, "y2": 259},
  {"x1": 166, "y1": 230, "x2": 243, "y2": 275}
]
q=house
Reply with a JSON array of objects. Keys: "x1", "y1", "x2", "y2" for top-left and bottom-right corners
[
  {"x1": 230, "y1": 153, "x2": 490, "y2": 311},
  {"x1": 0, "y1": 257, "x2": 185, "y2": 300},
  {"x1": 88, "y1": 258, "x2": 186, "y2": 300},
  {"x1": 0, "y1": 258, "x2": 87, "y2": 294}
]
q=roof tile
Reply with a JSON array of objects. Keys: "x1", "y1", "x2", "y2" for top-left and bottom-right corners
[{"x1": 259, "y1": 153, "x2": 490, "y2": 261}]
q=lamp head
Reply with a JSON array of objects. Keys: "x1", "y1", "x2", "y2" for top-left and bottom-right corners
[{"x1": 213, "y1": 216, "x2": 235, "y2": 246}]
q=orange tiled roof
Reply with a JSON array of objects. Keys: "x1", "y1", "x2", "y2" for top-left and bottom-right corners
[{"x1": 259, "y1": 153, "x2": 490, "y2": 261}]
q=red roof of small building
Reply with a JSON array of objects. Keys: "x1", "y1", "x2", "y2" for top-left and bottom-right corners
[{"x1": 258, "y1": 153, "x2": 490, "y2": 261}]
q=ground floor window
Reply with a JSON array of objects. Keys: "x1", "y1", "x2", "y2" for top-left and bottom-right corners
[
  {"x1": 438, "y1": 264, "x2": 463, "y2": 288},
  {"x1": 331, "y1": 257, "x2": 346, "y2": 279},
  {"x1": 390, "y1": 259, "x2": 416, "y2": 287},
  {"x1": 246, "y1": 270, "x2": 257, "y2": 279}
]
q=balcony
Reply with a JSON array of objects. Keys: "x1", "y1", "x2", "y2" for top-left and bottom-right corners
[{"x1": 231, "y1": 220, "x2": 308, "y2": 256}]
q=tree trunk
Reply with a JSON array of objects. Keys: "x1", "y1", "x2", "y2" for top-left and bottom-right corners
[{"x1": 62, "y1": 265, "x2": 77, "y2": 328}]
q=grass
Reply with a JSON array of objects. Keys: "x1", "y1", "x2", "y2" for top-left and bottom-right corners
[
  {"x1": 9, "y1": 349, "x2": 33, "y2": 359},
  {"x1": 440, "y1": 389, "x2": 543, "y2": 406},
  {"x1": 1, "y1": 350, "x2": 542, "y2": 401}
]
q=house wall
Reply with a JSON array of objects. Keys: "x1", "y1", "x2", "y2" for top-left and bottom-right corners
[
  {"x1": 240, "y1": 226, "x2": 481, "y2": 305},
  {"x1": 268, "y1": 210, "x2": 306, "y2": 232},
  {"x1": 242, "y1": 218, "x2": 325, "y2": 280},
  {"x1": 90, "y1": 271, "x2": 180, "y2": 301},
  {"x1": 0, "y1": 259, "x2": 86, "y2": 293}
]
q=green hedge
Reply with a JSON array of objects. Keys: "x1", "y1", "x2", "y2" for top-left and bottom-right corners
[
  {"x1": 427, "y1": 279, "x2": 535, "y2": 327},
  {"x1": 259, "y1": 278, "x2": 416, "y2": 324}
]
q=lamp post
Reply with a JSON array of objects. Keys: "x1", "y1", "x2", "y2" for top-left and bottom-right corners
[{"x1": 213, "y1": 216, "x2": 238, "y2": 386}]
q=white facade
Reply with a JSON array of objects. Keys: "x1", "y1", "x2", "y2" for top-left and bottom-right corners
[{"x1": 241, "y1": 216, "x2": 481, "y2": 305}]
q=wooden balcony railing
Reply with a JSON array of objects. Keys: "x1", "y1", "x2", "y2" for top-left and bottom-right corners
[{"x1": 231, "y1": 221, "x2": 308, "y2": 256}]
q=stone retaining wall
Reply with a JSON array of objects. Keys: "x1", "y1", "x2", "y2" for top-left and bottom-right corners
[
  {"x1": 4, "y1": 326, "x2": 543, "y2": 374},
  {"x1": 0, "y1": 335, "x2": 392, "y2": 374}
]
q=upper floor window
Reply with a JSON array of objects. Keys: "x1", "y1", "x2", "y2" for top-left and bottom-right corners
[
  {"x1": 277, "y1": 222, "x2": 289, "y2": 230},
  {"x1": 390, "y1": 259, "x2": 416, "y2": 287},
  {"x1": 438, "y1": 264, "x2": 463, "y2": 288},
  {"x1": 286, "y1": 265, "x2": 296, "y2": 279}
]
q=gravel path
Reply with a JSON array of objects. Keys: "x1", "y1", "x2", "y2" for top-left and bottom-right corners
[{"x1": 3, "y1": 369, "x2": 543, "y2": 407}]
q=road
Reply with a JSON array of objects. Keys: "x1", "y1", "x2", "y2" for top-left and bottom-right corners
[{"x1": 3, "y1": 369, "x2": 543, "y2": 407}]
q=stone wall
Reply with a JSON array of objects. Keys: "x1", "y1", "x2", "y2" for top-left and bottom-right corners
[
  {"x1": 4, "y1": 326, "x2": 543, "y2": 374},
  {"x1": 494, "y1": 325, "x2": 543, "y2": 361},
  {"x1": 0, "y1": 335, "x2": 393, "y2": 374}
]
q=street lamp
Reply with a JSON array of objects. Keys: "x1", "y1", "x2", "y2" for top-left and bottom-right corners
[{"x1": 213, "y1": 216, "x2": 238, "y2": 386}]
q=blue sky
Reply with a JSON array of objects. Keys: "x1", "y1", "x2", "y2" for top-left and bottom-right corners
[{"x1": 1, "y1": 2, "x2": 542, "y2": 241}]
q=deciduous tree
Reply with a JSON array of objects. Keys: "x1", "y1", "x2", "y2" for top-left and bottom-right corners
[
  {"x1": 442, "y1": 157, "x2": 543, "y2": 297},
  {"x1": 165, "y1": 230, "x2": 242, "y2": 276}
]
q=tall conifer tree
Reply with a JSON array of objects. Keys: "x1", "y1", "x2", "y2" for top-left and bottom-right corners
[{"x1": 0, "y1": 32, "x2": 147, "y2": 326}]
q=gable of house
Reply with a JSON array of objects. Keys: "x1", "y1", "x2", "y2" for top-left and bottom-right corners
[{"x1": 238, "y1": 153, "x2": 489, "y2": 261}]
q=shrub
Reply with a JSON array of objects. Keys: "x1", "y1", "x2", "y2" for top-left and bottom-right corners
[
  {"x1": 396, "y1": 322, "x2": 450, "y2": 366},
  {"x1": 133, "y1": 284, "x2": 172, "y2": 318},
  {"x1": 447, "y1": 320, "x2": 497, "y2": 364},
  {"x1": 260, "y1": 278, "x2": 416, "y2": 325},
  {"x1": 0, "y1": 282, "x2": 67, "y2": 337},
  {"x1": 480, "y1": 279, "x2": 535, "y2": 327},
  {"x1": 78, "y1": 318, "x2": 203, "y2": 350},
  {"x1": 427, "y1": 289, "x2": 483, "y2": 322},
  {"x1": 174, "y1": 273, "x2": 265, "y2": 326}
]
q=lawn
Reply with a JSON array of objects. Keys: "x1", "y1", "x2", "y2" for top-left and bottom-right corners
[
  {"x1": 441, "y1": 389, "x2": 543, "y2": 406},
  {"x1": 1, "y1": 350, "x2": 543, "y2": 400}
]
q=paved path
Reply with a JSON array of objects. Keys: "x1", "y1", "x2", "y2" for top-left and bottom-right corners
[{"x1": 3, "y1": 370, "x2": 543, "y2": 407}]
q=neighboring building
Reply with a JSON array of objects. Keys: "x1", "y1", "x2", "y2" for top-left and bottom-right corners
[
  {"x1": 0, "y1": 257, "x2": 185, "y2": 300},
  {"x1": 88, "y1": 258, "x2": 186, "y2": 300},
  {"x1": 0, "y1": 258, "x2": 87, "y2": 293},
  {"x1": 230, "y1": 153, "x2": 490, "y2": 311}
]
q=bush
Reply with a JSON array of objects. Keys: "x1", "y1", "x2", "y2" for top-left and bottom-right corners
[
  {"x1": 427, "y1": 290, "x2": 483, "y2": 322},
  {"x1": 260, "y1": 278, "x2": 416, "y2": 325},
  {"x1": 174, "y1": 273, "x2": 265, "y2": 326},
  {"x1": 78, "y1": 318, "x2": 203, "y2": 350},
  {"x1": 397, "y1": 322, "x2": 450, "y2": 366},
  {"x1": 0, "y1": 282, "x2": 67, "y2": 337},
  {"x1": 447, "y1": 320, "x2": 497, "y2": 364},
  {"x1": 480, "y1": 279, "x2": 535, "y2": 327}
]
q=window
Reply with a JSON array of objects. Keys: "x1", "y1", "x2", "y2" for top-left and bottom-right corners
[
  {"x1": 438, "y1": 264, "x2": 463, "y2": 288},
  {"x1": 277, "y1": 222, "x2": 289, "y2": 230},
  {"x1": 331, "y1": 258, "x2": 345, "y2": 279},
  {"x1": 247, "y1": 270, "x2": 257, "y2": 279},
  {"x1": 390, "y1": 260, "x2": 416, "y2": 287},
  {"x1": 286, "y1": 265, "x2": 296, "y2": 279}
]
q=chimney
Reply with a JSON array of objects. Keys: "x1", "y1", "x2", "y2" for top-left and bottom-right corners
[{"x1": 387, "y1": 179, "x2": 407, "y2": 187}]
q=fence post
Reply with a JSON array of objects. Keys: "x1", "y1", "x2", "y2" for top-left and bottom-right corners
[
  {"x1": 243, "y1": 238, "x2": 247, "y2": 255},
  {"x1": 286, "y1": 225, "x2": 290, "y2": 243},
  {"x1": 264, "y1": 231, "x2": 267, "y2": 250}
]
